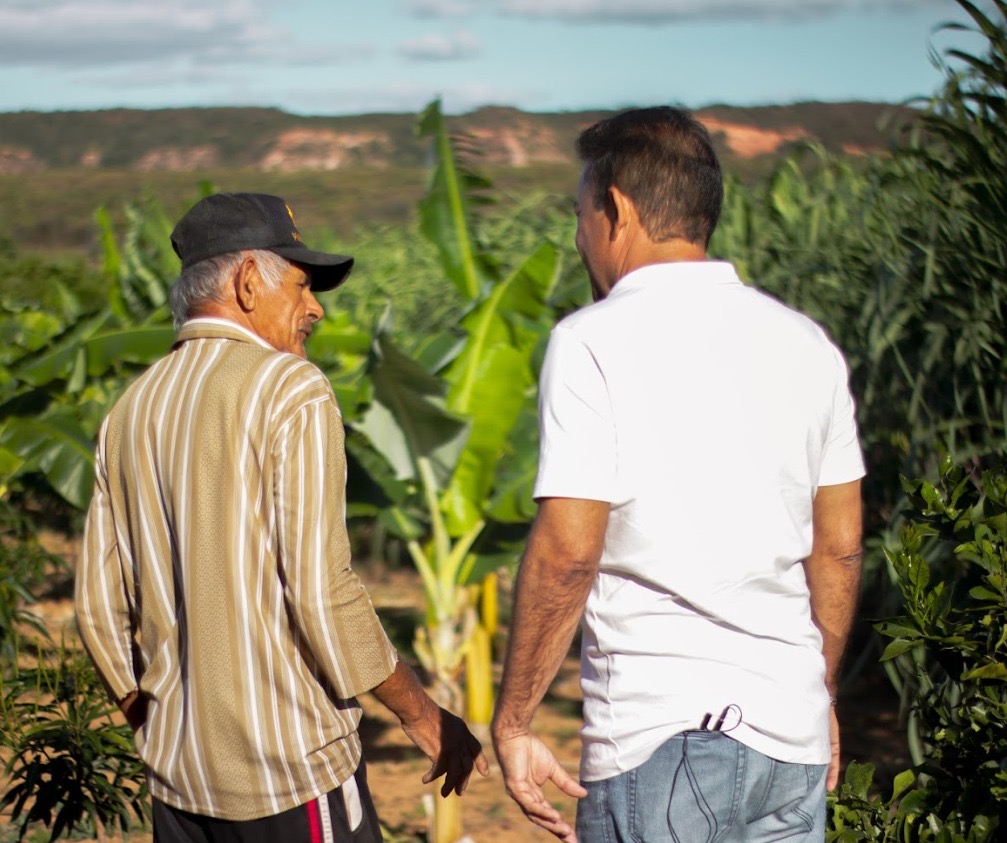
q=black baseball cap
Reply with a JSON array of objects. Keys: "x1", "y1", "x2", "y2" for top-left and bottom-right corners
[{"x1": 170, "y1": 193, "x2": 354, "y2": 292}]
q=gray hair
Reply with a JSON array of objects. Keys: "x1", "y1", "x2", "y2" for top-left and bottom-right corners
[{"x1": 168, "y1": 249, "x2": 291, "y2": 329}]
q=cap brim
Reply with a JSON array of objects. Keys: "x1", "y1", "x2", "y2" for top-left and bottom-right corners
[{"x1": 271, "y1": 246, "x2": 354, "y2": 292}]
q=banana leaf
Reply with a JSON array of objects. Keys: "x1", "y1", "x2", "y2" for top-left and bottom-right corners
[
  {"x1": 15, "y1": 321, "x2": 174, "y2": 388},
  {"x1": 0, "y1": 445, "x2": 24, "y2": 483},
  {"x1": 82, "y1": 326, "x2": 175, "y2": 375},
  {"x1": 485, "y1": 407, "x2": 540, "y2": 525},
  {"x1": 440, "y1": 242, "x2": 558, "y2": 534},
  {"x1": 355, "y1": 331, "x2": 469, "y2": 489},
  {"x1": 305, "y1": 310, "x2": 373, "y2": 359},
  {"x1": 417, "y1": 100, "x2": 493, "y2": 302},
  {"x1": 13, "y1": 312, "x2": 113, "y2": 388},
  {"x1": 0, "y1": 412, "x2": 96, "y2": 509}
]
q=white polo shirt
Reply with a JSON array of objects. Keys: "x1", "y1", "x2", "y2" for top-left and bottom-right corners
[{"x1": 533, "y1": 261, "x2": 865, "y2": 782}]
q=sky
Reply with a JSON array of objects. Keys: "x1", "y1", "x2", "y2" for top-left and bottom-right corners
[{"x1": 0, "y1": 0, "x2": 992, "y2": 116}]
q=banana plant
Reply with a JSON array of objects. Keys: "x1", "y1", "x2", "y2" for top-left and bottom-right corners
[
  {"x1": 356, "y1": 99, "x2": 555, "y2": 700},
  {"x1": 349, "y1": 99, "x2": 560, "y2": 843},
  {"x1": 0, "y1": 198, "x2": 182, "y2": 510}
]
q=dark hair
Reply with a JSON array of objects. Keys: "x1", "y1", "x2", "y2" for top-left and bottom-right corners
[{"x1": 576, "y1": 106, "x2": 723, "y2": 246}]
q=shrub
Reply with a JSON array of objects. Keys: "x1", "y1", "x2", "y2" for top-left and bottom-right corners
[
  {"x1": 828, "y1": 455, "x2": 1007, "y2": 841},
  {"x1": 0, "y1": 651, "x2": 149, "y2": 842}
]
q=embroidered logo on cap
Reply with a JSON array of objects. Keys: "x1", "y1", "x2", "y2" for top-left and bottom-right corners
[{"x1": 285, "y1": 204, "x2": 304, "y2": 243}]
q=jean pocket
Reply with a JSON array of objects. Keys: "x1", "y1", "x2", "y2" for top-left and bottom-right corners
[{"x1": 747, "y1": 760, "x2": 824, "y2": 838}]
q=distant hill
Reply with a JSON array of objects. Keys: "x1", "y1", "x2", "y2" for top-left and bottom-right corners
[
  {"x1": 0, "y1": 103, "x2": 921, "y2": 254},
  {"x1": 0, "y1": 102, "x2": 918, "y2": 175}
]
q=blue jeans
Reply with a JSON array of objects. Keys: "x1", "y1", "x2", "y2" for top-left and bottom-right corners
[{"x1": 576, "y1": 731, "x2": 827, "y2": 842}]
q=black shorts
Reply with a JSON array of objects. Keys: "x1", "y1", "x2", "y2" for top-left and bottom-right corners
[{"x1": 152, "y1": 762, "x2": 382, "y2": 843}]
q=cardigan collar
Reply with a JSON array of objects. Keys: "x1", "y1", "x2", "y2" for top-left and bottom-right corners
[{"x1": 173, "y1": 317, "x2": 275, "y2": 351}]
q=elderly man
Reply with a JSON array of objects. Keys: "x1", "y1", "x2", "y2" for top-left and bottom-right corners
[
  {"x1": 492, "y1": 108, "x2": 864, "y2": 843},
  {"x1": 76, "y1": 193, "x2": 487, "y2": 843}
]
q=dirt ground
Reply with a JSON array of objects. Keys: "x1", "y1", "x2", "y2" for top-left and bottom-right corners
[
  {"x1": 362, "y1": 566, "x2": 911, "y2": 843},
  {"x1": 10, "y1": 541, "x2": 911, "y2": 843}
]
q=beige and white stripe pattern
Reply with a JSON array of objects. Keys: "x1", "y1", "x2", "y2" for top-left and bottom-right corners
[{"x1": 75, "y1": 319, "x2": 398, "y2": 821}]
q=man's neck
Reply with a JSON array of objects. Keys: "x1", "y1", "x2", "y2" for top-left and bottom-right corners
[
  {"x1": 191, "y1": 303, "x2": 257, "y2": 332},
  {"x1": 630, "y1": 238, "x2": 708, "y2": 269},
  {"x1": 607, "y1": 240, "x2": 709, "y2": 294}
]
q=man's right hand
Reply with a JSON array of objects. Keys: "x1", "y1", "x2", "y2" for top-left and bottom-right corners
[
  {"x1": 370, "y1": 660, "x2": 489, "y2": 797},
  {"x1": 827, "y1": 705, "x2": 842, "y2": 791},
  {"x1": 493, "y1": 731, "x2": 586, "y2": 843},
  {"x1": 400, "y1": 705, "x2": 490, "y2": 797}
]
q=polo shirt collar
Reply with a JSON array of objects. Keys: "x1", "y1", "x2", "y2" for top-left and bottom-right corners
[
  {"x1": 610, "y1": 260, "x2": 742, "y2": 298},
  {"x1": 174, "y1": 317, "x2": 274, "y2": 351}
]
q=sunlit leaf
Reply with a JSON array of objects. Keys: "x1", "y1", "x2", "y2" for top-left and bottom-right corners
[
  {"x1": 417, "y1": 99, "x2": 494, "y2": 301},
  {"x1": 0, "y1": 413, "x2": 95, "y2": 509},
  {"x1": 355, "y1": 332, "x2": 469, "y2": 488}
]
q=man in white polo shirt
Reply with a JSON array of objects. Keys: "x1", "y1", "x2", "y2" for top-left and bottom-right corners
[{"x1": 491, "y1": 107, "x2": 864, "y2": 843}]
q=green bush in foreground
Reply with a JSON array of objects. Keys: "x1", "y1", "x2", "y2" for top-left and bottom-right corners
[
  {"x1": 829, "y1": 455, "x2": 1007, "y2": 841},
  {"x1": 0, "y1": 651, "x2": 148, "y2": 842}
]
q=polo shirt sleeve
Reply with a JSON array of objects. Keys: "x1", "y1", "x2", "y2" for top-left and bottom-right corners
[
  {"x1": 533, "y1": 323, "x2": 617, "y2": 503},
  {"x1": 817, "y1": 343, "x2": 866, "y2": 487},
  {"x1": 273, "y1": 372, "x2": 397, "y2": 700}
]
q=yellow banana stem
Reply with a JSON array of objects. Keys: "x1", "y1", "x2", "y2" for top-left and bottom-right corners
[
  {"x1": 465, "y1": 623, "x2": 493, "y2": 726},
  {"x1": 481, "y1": 572, "x2": 498, "y2": 638},
  {"x1": 431, "y1": 790, "x2": 462, "y2": 843}
]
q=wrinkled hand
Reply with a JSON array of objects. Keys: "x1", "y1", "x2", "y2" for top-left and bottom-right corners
[
  {"x1": 494, "y1": 731, "x2": 586, "y2": 843},
  {"x1": 827, "y1": 705, "x2": 841, "y2": 791},
  {"x1": 401, "y1": 706, "x2": 490, "y2": 797}
]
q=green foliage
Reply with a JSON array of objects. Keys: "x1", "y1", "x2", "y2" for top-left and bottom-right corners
[
  {"x1": 439, "y1": 240, "x2": 558, "y2": 535},
  {"x1": 0, "y1": 250, "x2": 105, "y2": 315},
  {"x1": 828, "y1": 455, "x2": 1007, "y2": 840},
  {"x1": 417, "y1": 101, "x2": 496, "y2": 302},
  {"x1": 95, "y1": 197, "x2": 176, "y2": 323},
  {"x1": 0, "y1": 502, "x2": 56, "y2": 660},
  {"x1": 829, "y1": 761, "x2": 996, "y2": 842},
  {"x1": 881, "y1": 458, "x2": 1006, "y2": 824},
  {"x1": 0, "y1": 193, "x2": 178, "y2": 511},
  {"x1": 353, "y1": 100, "x2": 560, "y2": 569},
  {"x1": 0, "y1": 652, "x2": 149, "y2": 842},
  {"x1": 859, "y1": 0, "x2": 1007, "y2": 499},
  {"x1": 0, "y1": 496, "x2": 146, "y2": 842},
  {"x1": 828, "y1": 762, "x2": 915, "y2": 842},
  {"x1": 348, "y1": 104, "x2": 561, "y2": 732},
  {"x1": 311, "y1": 221, "x2": 464, "y2": 355},
  {"x1": 359, "y1": 324, "x2": 471, "y2": 497},
  {"x1": 0, "y1": 196, "x2": 163, "y2": 843}
]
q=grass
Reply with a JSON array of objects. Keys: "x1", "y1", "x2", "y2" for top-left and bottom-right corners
[{"x1": 0, "y1": 163, "x2": 580, "y2": 258}]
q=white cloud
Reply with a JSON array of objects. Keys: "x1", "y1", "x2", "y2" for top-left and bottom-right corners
[
  {"x1": 494, "y1": 0, "x2": 950, "y2": 24},
  {"x1": 0, "y1": 0, "x2": 363, "y2": 68},
  {"x1": 407, "y1": 0, "x2": 475, "y2": 17},
  {"x1": 397, "y1": 30, "x2": 481, "y2": 61}
]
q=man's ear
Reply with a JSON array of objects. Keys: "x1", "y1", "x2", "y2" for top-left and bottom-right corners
[
  {"x1": 607, "y1": 186, "x2": 636, "y2": 240},
  {"x1": 234, "y1": 256, "x2": 259, "y2": 313}
]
